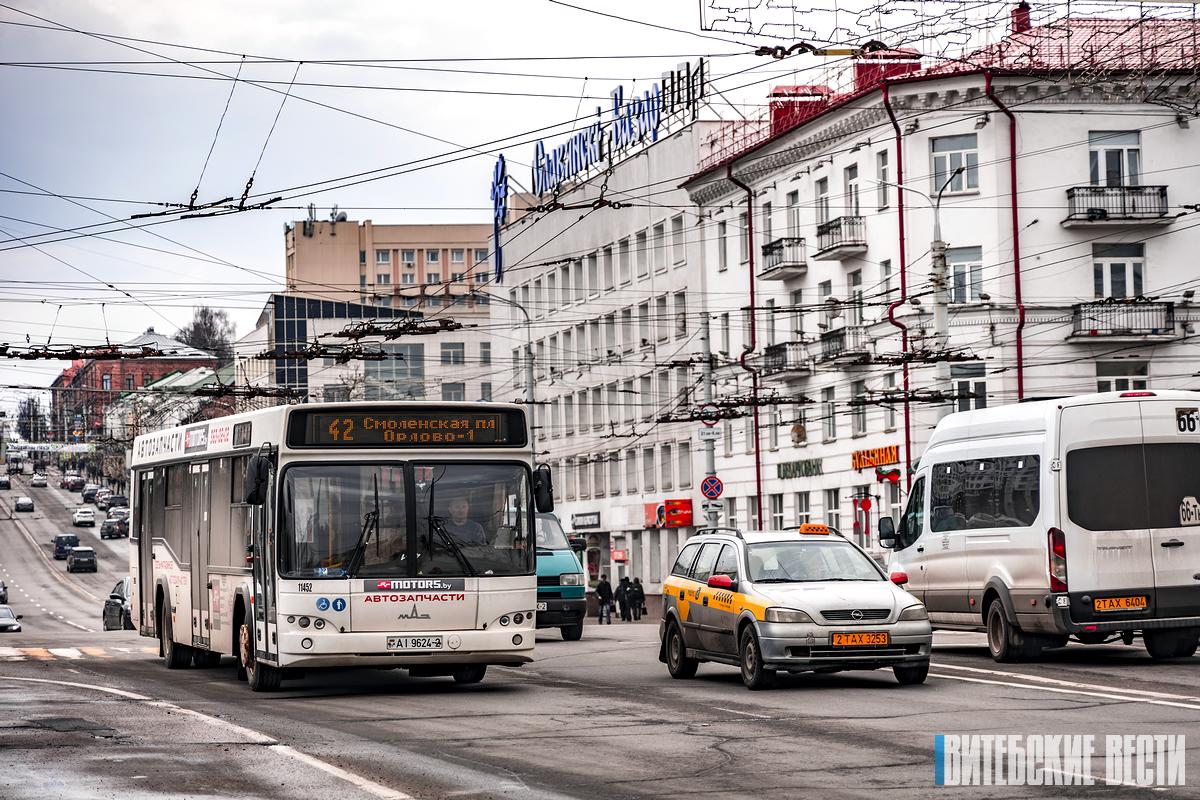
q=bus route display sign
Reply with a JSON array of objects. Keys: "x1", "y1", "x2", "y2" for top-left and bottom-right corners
[{"x1": 287, "y1": 406, "x2": 528, "y2": 448}]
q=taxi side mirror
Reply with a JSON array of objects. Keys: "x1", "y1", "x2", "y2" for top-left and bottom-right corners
[
  {"x1": 707, "y1": 574, "x2": 738, "y2": 592},
  {"x1": 878, "y1": 516, "x2": 897, "y2": 549}
]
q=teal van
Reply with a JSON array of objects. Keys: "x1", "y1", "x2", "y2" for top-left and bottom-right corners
[{"x1": 535, "y1": 513, "x2": 586, "y2": 640}]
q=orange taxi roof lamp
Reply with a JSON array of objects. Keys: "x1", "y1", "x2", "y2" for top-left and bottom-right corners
[{"x1": 797, "y1": 523, "x2": 831, "y2": 535}]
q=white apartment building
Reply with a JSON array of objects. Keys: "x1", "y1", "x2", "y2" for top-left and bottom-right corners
[
  {"x1": 684, "y1": 16, "x2": 1200, "y2": 552},
  {"x1": 497, "y1": 116, "x2": 721, "y2": 598}
]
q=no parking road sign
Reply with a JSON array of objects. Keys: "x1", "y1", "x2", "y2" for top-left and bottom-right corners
[{"x1": 700, "y1": 475, "x2": 724, "y2": 500}]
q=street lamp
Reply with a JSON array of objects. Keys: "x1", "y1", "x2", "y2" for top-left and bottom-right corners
[{"x1": 470, "y1": 290, "x2": 536, "y2": 440}]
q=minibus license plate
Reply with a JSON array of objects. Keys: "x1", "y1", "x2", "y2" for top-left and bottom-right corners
[
  {"x1": 387, "y1": 636, "x2": 443, "y2": 650},
  {"x1": 832, "y1": 632, "x2": 889, "y2": 646},
  {"x1": 1094, "y1": 596, "x2": 1147, "y2": 612},
  {"x1": 536, "y1": 602, "x2": 548, "y2": 612}
]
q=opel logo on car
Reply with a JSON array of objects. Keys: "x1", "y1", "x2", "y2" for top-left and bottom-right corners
[{"x1": 851, "y1": 609, "x2": 864, "y2": 621}]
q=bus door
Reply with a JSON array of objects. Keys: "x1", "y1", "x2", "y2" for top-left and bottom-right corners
[
  {"x1": 251, "y1": 459, "x2": 279, "y2": 665},
  {"x1": 136, "y1": 470, "x2": 156, "y2": 636},
  {"x1": 189, "y1": 463, "x2": 211, "y2": 647}
]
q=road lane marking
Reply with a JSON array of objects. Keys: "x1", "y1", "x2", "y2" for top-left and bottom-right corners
[
  {"x1": 930, "y1": 673, "x2": 1200, "y2": 712},
  {"x1": 269, "y1": 745, "x2": 414, "y2": 800},
  {"x1": 713, "y1": 706, "x2": 772, "y2": 719},
  {"x1": 0, "y1": 676, "x2": 419, "y2": 799},
  {"x1": 934, "y1": 662, "x2": 1200, "y2": 702},
  {"x1": 0, "y1": 647, "x2": 21, "y2": 658},
  {"x1": 47, "y1": 647, "x2": 83, "y2": 659},
  {"x1": 81, "y1": 647, "x2": 108, "y2": 657}
]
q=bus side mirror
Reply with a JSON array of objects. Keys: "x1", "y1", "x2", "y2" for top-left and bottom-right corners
[
  {"x1": 243, "y1": 455, "x2": 272, "y2": 506},
  {"x1": 533, "y1": 464, "x2": 554, "y2": 513},
  {"x1": 878, "y1": 516, "x2": 897, "y2": 549}
]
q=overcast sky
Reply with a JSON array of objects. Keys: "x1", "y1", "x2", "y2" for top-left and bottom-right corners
[{"x1": 0, "y1": 0, "x2": 1039, "y2": 414}]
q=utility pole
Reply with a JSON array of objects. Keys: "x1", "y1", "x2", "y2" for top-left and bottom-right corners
[{"x1": 700, "y1": 311, "x2": 719, "y2": 528}]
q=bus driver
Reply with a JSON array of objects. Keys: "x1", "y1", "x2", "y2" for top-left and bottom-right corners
[{"x1": 444, "y1": 496, "x2": 487, "y2": 545}]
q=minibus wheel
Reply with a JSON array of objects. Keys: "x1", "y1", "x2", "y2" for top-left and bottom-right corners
[
  {"x1": 1144, "y1": 628, "x2": 1200, "y2": 660},
  {"x1": 986, "y1": 600, "x2": 1042, "y2": 662}
]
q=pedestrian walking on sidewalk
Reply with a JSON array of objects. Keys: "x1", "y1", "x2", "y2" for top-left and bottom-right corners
[
  {"x1": 595, "y1": 575, "x2": 614, "y2": 624},
  {"x1": 616, "y1": 576, "x2": 633, "y2": 622},
  {"x1": 630, "y1": 577, "x2": 646, "y2": 621}
]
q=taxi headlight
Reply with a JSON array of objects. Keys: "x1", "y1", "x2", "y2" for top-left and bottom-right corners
[
  {"x1": 898, "y1": 604, "x2": 929, "y2": 622},
  {"x1": 560, "y1": 573, "x2": 584, "y2": 586},
  {"x1": 764, "y1": 607, "x2": 814, "y2": 624}
]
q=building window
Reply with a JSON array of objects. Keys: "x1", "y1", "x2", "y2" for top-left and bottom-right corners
[
  {"x1": 952, "y1": 363, "x2": 987, "y2": 412},
  {"x1": 602, "y1": 246, "x2": 615, "y2": 291},
  {"x1": 375, "y1": 249, "x2": 390, "y2": 265},
  {"x1": 655, "y1": 296, "x2": 669, "y2": 342},
  {"x1": 643, "y1": 447, "x2": 656, "y2": 492},
  {"x1": 124, "y1": 375, "x2": 134, "y2": 390},
  {"x1": 720, "y1": 312, "x2": 730, "y2": 354},
  {"x1": 587, "y1": 253, "x2": 600, "y2": 296},
  {"x1": 815, "y1": 178, "x2": 830, "y2": 224},
  {"x1": 102, "y1": 374, "x2": 111, "y2": 391},
  {"x1": 401, "y1": 249, "x2": 416, "y2": 265},
  {"x1": 947, "y1": 246, "x2": 983, "y2": 303},
  {"x1": 1093, "y1": 243, "x2": 1144, "y2": 299},
  {"x1": 678, "y1": 441, "x2": 692, "y2": 488},
  {"x1": 880, "y1": 259, "x2": 893, "y2": 299},
  {"x1": 847, "y1": 270, "x2": 864, "y2": 326},
  {"x1": 479, "y1": 341, "x2": 491, "y2": 365},
  {"x1": 402, "y1": 297, "x2": 417, "y2": 307},
  {"x1": 825, "y1": 488, "x2": 841, "y2": 530},
  {"x1": 441, "y1": 382, "x2": 465, "y2": 402},
  {"x1": 790, "y1": 289, "x2": 803, "y2": 336},
  {"x1": 451, "y1": 249, "x2": 464, "y2": 264},
  {"x1": 769, "y1": 494, "x2": 784, "y2": 530},
  {"x1": 931, "y1": 133, "x2": 979, "y2": 193},
  {"x1": 472, "y1": 248, "x2": 487, "y2": 265},
  {"x1": 768, "y1": 404, "x2": 780, "y2": 450},
  {"x1": 851, "y1": 380, "x2": 867, "y2": 435},
  {"x1": 747, "y1": 496, "x2": 759, "y2": 531},
  {"x1": 844, "y1": 164, "x2": 860, "y2": 216},
  {"x1": 717, "y1": 221, "x2": 728, "y2": 272},
  {"x1": 786, "y1": 190, "x2": 800, "y2": 236},
  {"x1": 441, "y1": 342, "x2": 465, "y2": 365},
  {"x1": 648, "y1": 224, "x2": 663, "y2": 275},
  {"x1": 723, "y1": 422, "x2": 733, "y2": 458},
  {"x1": 726, "y1": 497, "x2": 738, "y2": 529},
  {"x1": 760, "y1": 201, "x2": 773, "y2": 244},
  {"x1": 620, "y1": 238, "x2": 632, "y2": 284},
  {"x1": 142, "y1": 372, "x2": 152, "y2": 386},
  {"x1": 478, "y1": 382, "x2": 492, "y2": 402},
  {"x1": 365, "y1": 343, "x2": 425, "y2": 400},
  {"x1": 794, "y1": 492, "x2": 811, "y2": 526},
  {"x1": 876, "y1": 149, "x2": 890, "y2": 209},
  {"x1": 1097, "y1": 361, "x2": 1148, "y2": 393},
  {"x1": 452, "y1": 272, "x2": 465, "y2": 283},
  {"x1": 1089, "y1": 131, "x2": 1141, "y2": 187},
  {"x1": 427, "y1": 272, "x2": 441, "y2": 284},
  {"x1": 822, "y1": 387, "x2": 836, "y2": 441},
  {"x1": 738, "y1": 212, "x2": 749, "y2": 263},
  {"x1": 608, "y1": 452, "x2": 621, "y2": 496},
  {"x1": 744, "y1": 416, "x2": 754, "y2": 455},
  {"x1": 400, "y1": 273, "x2": 415, "y2": 285},
  {"x1": 660, "y1": 443, "x2": 674, "y2": 490},
  {"x1": 625, "y1": 450, "x2": 638, "y2": 494},
  {"x1": 376, "y1": 273, "x2": 391, "y2": 285},
  {"x1": 672, "y1": 215, "x2": 685, "y2": 264},
  {"x1": 884, "y1": 372, "x2": 898, "y2": 430}
]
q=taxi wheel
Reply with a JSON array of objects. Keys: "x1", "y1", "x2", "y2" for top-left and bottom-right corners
[
  {"x1": 739, "y1": 627, "x2": 776, "y2": 690},
  {"x1": 893, "y1": 661, "x2": 929, "y2": 685},
  {"x1": 665, "y1": 622, "x2": 698, "y2": 679}
]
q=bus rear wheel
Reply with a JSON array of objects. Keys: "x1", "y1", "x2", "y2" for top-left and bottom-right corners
[
  {"x1": 452, "y1": 665, "x2": 487, "y2": 684},
  {"x1": 240, "y1": 623, "x2": 282, "y2": 692}
]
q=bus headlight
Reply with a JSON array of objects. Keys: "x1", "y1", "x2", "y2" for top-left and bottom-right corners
[
  {"x1": 298, "y1": 616, "x2": 310, "y2": 628},
  {"x1": 499, "y1": 615, "x2": 510, "y2": 626},
  {"x1": 313, "y1": 618, "x2": 326, "y2": 630},
  {"x1": 560, "y1": 573, "x2": 584, "y2": 586},
  {"x1": 513, "y1": 613, "x2": 524, "y2": 624}
]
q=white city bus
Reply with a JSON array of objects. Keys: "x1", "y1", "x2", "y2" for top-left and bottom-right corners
[{"x1": 129, "y1": 402, "x2": 552, "y2": 691}]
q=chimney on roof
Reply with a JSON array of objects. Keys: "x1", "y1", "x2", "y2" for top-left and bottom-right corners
[
  {"x1": 146, "y1": 327, "x2": 155, "y2": 334},
  {"x1": 1011, "y1": 1, "x2": 1032, "y2": 34}
]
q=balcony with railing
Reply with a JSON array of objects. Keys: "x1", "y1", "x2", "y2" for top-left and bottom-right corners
[
  {"x1": 1070, "y1": 300, "x2": 1177, "y2": 340},
  {"x1": 815, "y1": 216, "x2": 867, "y2": 259},
  {"x1": 1063, "y1": 186, "x2": 1172, "y2": 227},
  {"x1": 759, "y1": 340, "x2": 813, "y2": 379},
  {"x1": 817, "y1": 325, "x2": 870, "y2": 364},
  {"x1": 759, "y1": 237, "x2": 807, "y2": 281}
]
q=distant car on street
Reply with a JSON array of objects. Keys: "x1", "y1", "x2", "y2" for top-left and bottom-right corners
[
  {"x1": 53, "y1": 533, "x2": 80, "y2": 559},
  {"x1": 104, "y1": 494, "x2": 129, "y2": 511},
  {"x1": 13, "y1": 496, "x2": 34, "y2": 512},
  {"x1": 95, "y1": 488, "x2": 113, "y2": 508},
  {"x1": 67, "y1": 546, "x2": 97, "y2": 573},
  {"x1": 59, "y1": 473, "x2": 76, "y2": 489},
  {"x1": 0, "y1": 605, "x2": 22, "y2": 633},
  {"x1": 81, "y1": 484, "x2": 100, "y2": 503},
  {"x1": 0, "y1": 476, "x2": 11, "y2": 490},
  {"x1": 67, "y1": 476, "x2": 86, "y2": 491},
  {"x1": 102, "y1": 577, "x2": 134, "y2": 631},
  {"x1": 29, "y1": 474, "x2": 47, "y2": 488},
  {"x1": 73, "y1": 508, "x2": 95, "y2": 527},
  {"x1": 107, "y1": 506, "x2": 130, "y2": 523},
  {"x1": 99, "y1": 518, "x2": 128, "y2": 540}
]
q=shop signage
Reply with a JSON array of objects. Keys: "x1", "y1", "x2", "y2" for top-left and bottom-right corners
[
  {"x1": 530, "y1": 60, "x2": 706, "y2": 196},
  {"x1": 611, "y1": 549, "x2": 629, "y2": 563},
  {"x1": 851, "y1": 445, "x2": 901, "y2": 471},
  {"x1": 571, "y1": 511, "x2": 601, "y2": 530},
  {"x1": 778, "y1": 459, "x2": 823, "y2": 479},
  {"x1": 644, "y1": 498, "x2": 694, "y2": 529}
]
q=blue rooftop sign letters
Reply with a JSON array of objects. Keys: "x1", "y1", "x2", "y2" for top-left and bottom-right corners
[{"x1": 489, "y1": 154, "x2": 508, "y2": 283}]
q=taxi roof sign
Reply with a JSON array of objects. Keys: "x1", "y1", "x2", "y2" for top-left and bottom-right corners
[{"x1": 797, "y1": 523, "x2": 831, "y2": 535}]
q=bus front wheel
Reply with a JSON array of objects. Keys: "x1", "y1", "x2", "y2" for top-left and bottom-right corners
[
  {"x1": 452, "y1": 665, "x2": 487, "y2": 685},
  {"x1": 240, "y1": 623, "x2": 282, "y2": 692}
]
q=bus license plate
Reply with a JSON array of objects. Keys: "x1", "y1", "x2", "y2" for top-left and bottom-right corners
[
  {"x1": 386, "y1": 636, "x2": 443, "y2": 650},
  {"x1": 1094, "y1": 596, "x2": 1147, "y2": 612},
  {"x1": 536, "y1": 602, "x2": 548, "y2": 612},
  {"x1": 832, "y1": 632, "x2": 889, "y2": 647}
]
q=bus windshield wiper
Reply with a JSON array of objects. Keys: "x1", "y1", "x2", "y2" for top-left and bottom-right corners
[
  {"x1": 346, "y1": 474, "x2": 380, "y2": 577},
  {"x1": 428, "y1": 515, "x2": 477, "y2": 576}
]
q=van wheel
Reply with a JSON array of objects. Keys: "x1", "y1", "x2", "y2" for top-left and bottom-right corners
[
  {"x1": 240, "y1": 623, "x2": 281, "y2": 691},
  {"x1": 160, "y1": 605, "x2": 191, "y2": 670},
  {"x1": 986, "y1": 600, "x2": 1042, "y2": 662},
  {"x1": 739, "y1": 627, "x2": 776, "y2": 690},
  {"x1": 560, "y1": 624, "x2": 583, "y2": 641},
  {"x1": 665, "y1": 622, "x2": 698, "y2": 679},
  {"x1": 1144, "y1": 628, "x2": 1200, "y2": 660}
]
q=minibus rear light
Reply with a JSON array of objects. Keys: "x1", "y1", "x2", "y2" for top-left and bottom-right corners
[
  {"x1": 1120, "y1": 391, "x2": 1155, "y2": 397},
  {"x1": 1048, "y1": 527, "x2": 1068, "y2": 593}
]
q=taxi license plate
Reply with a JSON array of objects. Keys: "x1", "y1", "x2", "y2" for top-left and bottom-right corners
[
  {"x1": 1094, "y1": 596, "x2": 1148, "y2": 612},
  {"x1": 832, "y1": 632, "x2": 889, "y2": 647},
  {"x1": 386, "y1": 636, "x2": 443, "y2": 651},
  {"x1": 536, "y1": 602, "x2": 548, "y2": 612}
]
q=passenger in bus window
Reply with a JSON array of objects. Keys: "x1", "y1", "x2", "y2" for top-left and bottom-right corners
[{"x1": 444, "y1": 496, "x2": 487, "y2": 545}]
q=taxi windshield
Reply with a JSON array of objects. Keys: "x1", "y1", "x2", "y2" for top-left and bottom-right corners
[
  {"x1": 535, "y1": 514, "x2": 571, "y2": 550},
  {"x1": 747, "y1": 540, "x2": 883, "y2": 583}
]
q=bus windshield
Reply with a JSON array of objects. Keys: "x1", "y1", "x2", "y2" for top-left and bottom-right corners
[{"x1": 281, "y1": 462, "x2": 534, "y2": 578}]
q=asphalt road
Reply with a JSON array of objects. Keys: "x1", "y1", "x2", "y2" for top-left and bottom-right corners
[{"x1": 2, "y1": 469, "x2": 1198, "y2": 799}]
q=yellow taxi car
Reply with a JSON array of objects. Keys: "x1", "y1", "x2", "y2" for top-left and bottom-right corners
[{"x1": 658, "y1": 525, "x2": 933, "y2": 689}]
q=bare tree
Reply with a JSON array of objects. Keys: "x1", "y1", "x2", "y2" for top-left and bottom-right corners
[
  {"x1": 177, "y1": 306, "x2": 236, "y2": 366},
  {"x1": 16, "y1": 396, "x2": 46, "y2": 441}
]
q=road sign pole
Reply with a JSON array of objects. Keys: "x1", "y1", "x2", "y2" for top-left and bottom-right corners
[{"x1": 700, "y1": 302, "x2": 720, "y2": 528}]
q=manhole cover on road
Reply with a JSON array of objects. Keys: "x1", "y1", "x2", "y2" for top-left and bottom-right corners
[{"x1": 29, "y1": 717, "x2": 118, "y2": 737}]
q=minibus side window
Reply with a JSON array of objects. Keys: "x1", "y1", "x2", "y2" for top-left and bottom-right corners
[{"x1": 897, "y1": 476, "x2": 926, "y2": 549}]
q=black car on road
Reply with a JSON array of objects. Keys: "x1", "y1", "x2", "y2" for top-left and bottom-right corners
[
  {"x1": 53, "y1": 533, "x2": 80, "y2": 560},
  {"x1": 67, "y1": 547, "x2": 97, "y2": 573},
  {"x1": 0, "y1": 606, "x2": 21, "y2": 633},
  {"x1": 99, "y1": 518, "x2": 128, "y2": 540},
  {"x1": 103, "y1": 577, "x2": 134, "y2": 631},
  {"x1": 13, "y1": 496, "x2": 34, "y2": 512}
]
